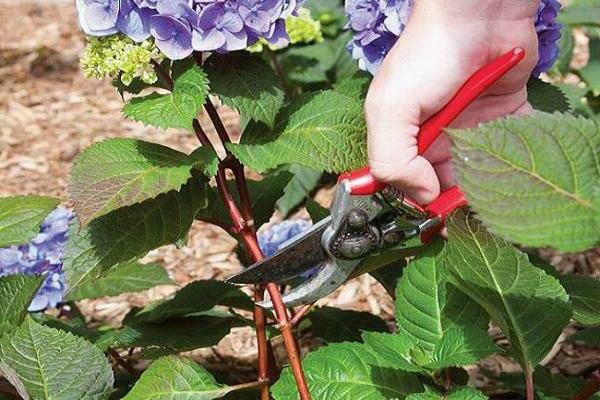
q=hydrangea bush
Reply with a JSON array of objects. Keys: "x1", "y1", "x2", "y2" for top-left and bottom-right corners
[
  {"x1": 2, "y1": 1, "x2": 600, "y2": 400},
  {"x1": 345, "y1": 0, "x2": 562, "y2": 75}
]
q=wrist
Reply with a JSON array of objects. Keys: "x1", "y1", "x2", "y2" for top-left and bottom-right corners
[{"x1": 415, "y1": 0, "x2": 539, "y2": 22}]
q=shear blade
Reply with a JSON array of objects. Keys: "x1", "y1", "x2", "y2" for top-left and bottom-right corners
[
  {"x1": 227, "y1": 217, "x2": 331, "y2": 285},
  {"x1": 257, "y1": 258, "x2": 361, "y2": 309}
]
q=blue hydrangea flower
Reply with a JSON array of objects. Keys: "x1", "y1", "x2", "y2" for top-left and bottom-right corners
[
  {"x1": 76, "y1": 0, "x2": 304, "y2": 60},
  {"x1": 257, "y1": 219, "x2": 312, "y2": 257},
  {"x1": 534, "y1": 0, "x2": 562, "y2": 77},
  {"x1": 345, "y1": 0, "x2": 562, "y2": 76},
  {"x1": 0, "y1": 207, "x2": 73, "y2": 312}
]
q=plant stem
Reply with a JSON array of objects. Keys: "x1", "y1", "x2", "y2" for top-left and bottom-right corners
[
  {"x1": 525, "y1": 368, "x2": 534, "y2": 400},
  {"x1": 229, "y1": 380, "x2": 267, "y2": 392},
  {"x1": 217, "y1": 167, "x2": 310, "y2": 399},
  {"x1": 151, "y1": 60, "x2": 173, "y2": 91},
  {"x1": 572, "y1": 370, "x2": 600, "y2": 400},
  {"x1": 266, "y1": 49, "x2": 294, "y2": 99},
  {"x1": 109, "y1": 348, "x2": 138, "y2": 377},
  {"x1": 289, "y1": 303, "x2": 314, "y2": 328},
  {"x1": 186, "y1": 54, "x2": 310, "y2": 399}
]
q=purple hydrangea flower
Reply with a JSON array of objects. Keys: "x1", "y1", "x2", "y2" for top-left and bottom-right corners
[
  {"x1": 77, "y1": 0, "x2": 155, "y2": 42},
  {"x1": 345, "y1": 0, "x2": 562, "y2": 76},
  {"x1": 534, "y1": 0, "x2": 562, "y2": 77},
  {"x1": 257, "y1": 219, "x2": 312, "y2": 257},
  {"x1": 0, "y1": 207, "x2": 73, "y2": 312},
  {"x1": 257, "y1": 219, "x2": 318, "y2": 278},
  {"x1": 77, "y1": 0, "x2": 304, "y2": 60}
]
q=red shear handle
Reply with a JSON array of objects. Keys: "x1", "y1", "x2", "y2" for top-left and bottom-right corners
[{"x1": 339, "y1": 47, "x2": 526, "y2": 197}]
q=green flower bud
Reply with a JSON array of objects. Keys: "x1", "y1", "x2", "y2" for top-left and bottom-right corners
[
  {"x1": 286, "y1": 8, "x2": 323, "y2": 45},
  {"x1": 246, "y1": 8, "x2": 323, "y2": 53},
  {"x1": 80, "y1": 34, "x2": 163, "y2": 86}
]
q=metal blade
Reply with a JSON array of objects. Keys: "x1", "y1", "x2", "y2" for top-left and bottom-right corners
[
  {"x1": 257, "y1": 258, "x2": 361, "y2": 309},
  {"x1": 227, "y1": 217, "x2": 332, "y2": 285}
]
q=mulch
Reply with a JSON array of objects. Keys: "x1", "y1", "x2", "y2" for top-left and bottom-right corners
[{"x1": 1, "y1": 0, "x2": 598, "y2": 390}]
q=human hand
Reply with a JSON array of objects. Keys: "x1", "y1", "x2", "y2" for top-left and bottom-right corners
[{"x1": 365, "y1": 0, "x2": 540, "y2": 204}]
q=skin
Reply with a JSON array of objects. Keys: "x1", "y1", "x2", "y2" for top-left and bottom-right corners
[{"x1": 365, "y1": 0, "x2": 540, "y2": 204}]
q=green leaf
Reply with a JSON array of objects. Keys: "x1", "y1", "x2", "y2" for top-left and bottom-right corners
[
  {"x1": 227, "y1": 90, "x2": 366, "y2": 173},
  {"x1": 449, "y1": 113, "x2": 600, "y2": 252},
  {"x1": 0, "y1": 274, "x2": 43, "y2": 338},
  {"x1": 559, "y1": 0, "x2": 600, "y2": 27},
  {"x1": 204, "y1": 53, "x2": 284, "y2": 129},
  {"x1": 304, "y1": 0, "x2": 346, "y2": 36},
  {"x1": 67, "y1": 262, "x2": 172, "y2": 301},
  {"x1": 247, "y1": 171, "x2": 293, "y2": 228},
  {"x1": 407, "y1": 386, "x2": 487, "y2": 400},
  {"x1": 362, "y1": 327, "x2": 496, "y2": 373},
  {"x1": 555, "y1": 27, "x2": 575, "y2": 75},
  {"x1": 427, "y1": 327, "x2": 498, "y2": 369},
  {"x1": 271, "y1": 342, "x2": 422, "y2": 400},
  {"x1": 276, "y1": 165, "x2": 322, "y2": 216},
  {"x1": 369, "y1": 260, "x2": 405, "y2": 298},
  {"x1": 442, "y1": 210, "x2": 572, "y2": 370},
  {"x1": 533, "y1": 367, "x2": 592, "y2": 400},
  {"x1": 64, "y1": 177, "x2": 209, "y2": 292},
  {"x1": 94, "y1": 316, "x2": 238, "y2": 355},
  {"x1": 123, "y1": 60, "x2": 209, "y2": 131},
  {"x1": 191, "y1": 146, "x2": 220, "y2": 177},
  {"x1": 70, "y1": 138, "x2": 208, "y2": 226},
  {"x1": 308, "y1": 306, "x2": 388, "y2": 343},
  {"x1": 559, "y1": 275, "x2": 600, "y2": 326},
  {"x1": 527, "y1": 78, "x2": 571, "y2": 113},
  {"x1": 124, "y1": 356, "x2": 235, "y2": 399},
  {"x1": 31, "y1": 312, "x2": 98, "y2": 343},
  {"x1": 196, "y1": 171, "x2": 293, "y2": 229},
  {"x1": 395, "y1": 241, "x2": 490, "y2": 353},
  {"x1": 306, "y1": 198, "x2": 329, "y2": 223},
  {"x1": 569, "y1": 327, "x2": 600, "y2": 346},
  {"x1": 578, "y1": 39, "x2": 600, "y2": 95},
  {"x1": 334, "y1": 72, "x2": 371, "y2": 101},
  {"x1": 557, "y1": 84, "x2": 592, "y2": 117},
  {"x1": 361, "y1": 332, "x2": 423, "y2": 373},
  {"x1": 0, "y1": 316, "x2": 113, "y2": 400},
  {"x1": 0, "y1": 196, "x2": 59, "y2": 247},
  {"x1": 130, "y1": 280, "x2": 253, "y2": 322},
  {"x1": 279, "y1": 45, "x2": 330, "y2": 84}
]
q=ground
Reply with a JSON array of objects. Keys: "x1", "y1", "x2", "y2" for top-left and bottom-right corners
[{"x1": 1, "y1": 0, "x2": 598, "y2": 394}]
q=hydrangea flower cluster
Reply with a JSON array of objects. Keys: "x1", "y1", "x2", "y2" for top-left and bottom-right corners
[
  {"x1": 76, "y1": 0, "x2": 303, "y2": 60},
  {"x1": 345, "y1": 0, "x2": 562, "y2": 76},
  {"x1": 257, "y1": 219, "x2": 312, "y2": 257},
  {"x1": 248, "y1": 7, "x2": 323, "y2": 52},
  {"x1": 80, "y1": 35, "x2": 163, "y2": 85},
  {"x1": 0, "y1": 207, "x2": 72, "y2": 312},
  {"x1": 534, "y1": 0, "x2": 562, "y2": 77}
]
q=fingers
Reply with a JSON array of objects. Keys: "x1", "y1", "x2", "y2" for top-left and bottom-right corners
[{"x1": 365, "y1": 38, "x2": 467, "y2": 204}]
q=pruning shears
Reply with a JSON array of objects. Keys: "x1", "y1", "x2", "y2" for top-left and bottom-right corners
[{"x1": 228, "y1": 48, "x2": 526, "y2": 308}]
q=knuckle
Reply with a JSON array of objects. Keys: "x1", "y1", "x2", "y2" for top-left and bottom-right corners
[{"x1": 368, "y1": 158, "x2": 409, "y2": 185}]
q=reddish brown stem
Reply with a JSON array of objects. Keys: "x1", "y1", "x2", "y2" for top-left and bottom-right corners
[
  {"x1": 188, "y1": 55, "x2": 309, "y2": 399},
  {"x1": 109, "y1": 349, "x2": 138, "y2": 377},
  {"x1": 572, "y1": 370, "x2": 600, "y2": 400},
  {"x1": 217, "y1": 168, "x2": 310, "y2": 399},
  {"x1": 204, "y1": 97, "x2": 232, "y2": 146},
  {"x1": 151, "y1": 60, "x2": 173, "y2": 91},
  {"x1": 289, "y1": 303, "x2": 314, "y2": 328},
  {"x1": 525, "y1": 368, "x2": 534, "y2": 400}
]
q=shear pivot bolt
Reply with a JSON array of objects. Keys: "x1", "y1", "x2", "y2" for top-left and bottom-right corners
[
  {"x1": 384, "y1": 232, "x2": 401, "y2": 245},
  {"x1": 347, "y1": 210, "x2": 367, "y2": 230}
]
